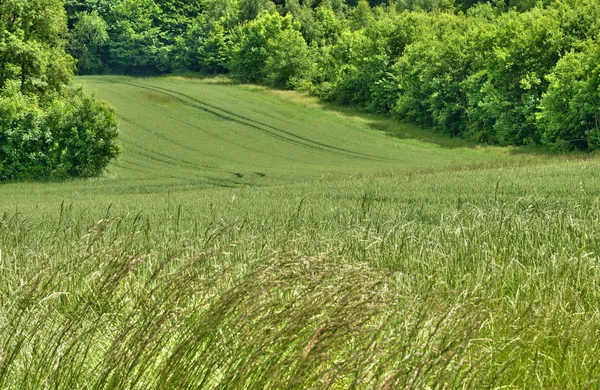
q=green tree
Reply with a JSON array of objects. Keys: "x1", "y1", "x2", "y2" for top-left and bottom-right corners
[
  {"x1": 465, "y1": 7, "x2": 564, "y2": 144},
  {"x1": 64, "y1": 0, "x2": 114, "y2": 27},
  {"x1": 0, "y1": 0, "x2": 75, "y2": 93},
  {"x1": 0, "y1": 85, "x2": 120, "y2": 180},
  {"x1": 195, "y1": 20, "x2": 231, "y2": 74},
  {"x1": 393, "y1": 13, "x2": 473, "y2": 132},
  {"x1": 393, "y1": 0, "x2": 455, "y2": 12},
  {"x1": 538, "y1": 41, "x2": 600, "y2": 150},
  {"x1": 45, "y1": 88, "x2": 121, "y2": 177},
  {"x1": 264, "y1": 28, "x2": 311, "y2": 88},
  {"x1": 312, "y1": 4, "x2": 344, "y2": 46},
  {"x1": 229, "y1": 11, "x2": 295, "y2": 82},
  {"x1": 69, "y1": 11, "x2": 109, "y2": 74},
  {"x1": 0, "y1": 87, "x2": 50, "y2": 179},
  {"x1": 284, "y1": 0, "x2": 319, "y2": 44},
  {"x1": 239, "y1": 0, "x2": 276, "y2": 21},
  {"x1": 0, "y1": 0, "x2": 121, "y2": 181},
  {"x1": 108, "y1": 0, "x2": 167, "y2": 74},
  {"x1": 349, "y1": 0, "x2": 374, "y2": 30},
  {"x1": 201, "y1": 0, "x2": 241, "y2": 28}
]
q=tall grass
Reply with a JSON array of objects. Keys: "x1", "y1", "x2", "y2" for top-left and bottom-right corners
[{"x1": 2, "y1": 157, "x2": 600, "y2": 388}]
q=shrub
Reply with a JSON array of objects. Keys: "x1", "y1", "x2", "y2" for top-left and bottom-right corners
[{"x1": 0, "y1": 86, "x2": 121, "y2": 181}]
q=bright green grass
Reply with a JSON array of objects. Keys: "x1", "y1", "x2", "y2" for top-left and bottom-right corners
[
  {"x1": 1, "y1": 76, "x2": 599, "y2": 388},
  {"x1": 2, "y1": 76, "x2": 508, "y2": 206}
]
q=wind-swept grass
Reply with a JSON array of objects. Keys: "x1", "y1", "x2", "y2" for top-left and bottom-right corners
[
  {"x1": 0, "y1": 76, "x2": 599, "y2": 388},
  {"x1": 2, "y1": 157, "x2": 600, "y2": 388}
]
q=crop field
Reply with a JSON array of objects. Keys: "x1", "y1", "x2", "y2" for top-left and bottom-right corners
[
  {"x1": 1, "y1": 76, "x2": 600, "y2": 388},
  {"x1": 3, "y1": 76, "x2": 508, "y2": 204}
]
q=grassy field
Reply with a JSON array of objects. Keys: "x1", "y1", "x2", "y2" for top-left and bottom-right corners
[
  {"x1": 1, "y1": 76, "x2": 599, "y2": 388},
  {"x1": 2, "y1": 76, "x2": 509, "y2": 205}
]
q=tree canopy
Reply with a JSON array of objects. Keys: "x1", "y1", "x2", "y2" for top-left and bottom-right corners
[
  {"x1": 0, "y1": 0, "x2": 120, "y2": 181},
  {"x1": 54, "y1": 0, "x2": 600, "y2": 150}
]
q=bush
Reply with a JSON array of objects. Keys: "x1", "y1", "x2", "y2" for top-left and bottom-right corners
[
  {"x1": 0, "y1": 88, "x2": 50, "y2": 180},
  {"x1": 0, "y1": 86, "x2": 121, "y2": 181},
  {"x1": 0, "y1": 0, "x2": 121, "y2": 182},
  {"x1": 264, "y1": 28, "x2": 312, "y2": 89}
]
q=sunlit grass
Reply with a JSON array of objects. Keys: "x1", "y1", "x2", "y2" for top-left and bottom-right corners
[{"x1": 0, "y1": 76, "x2": 598, "y2": 388}]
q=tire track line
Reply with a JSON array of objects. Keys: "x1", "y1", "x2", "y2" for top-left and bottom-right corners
[
  {"x1": 124, "y1": 81, "x2": 331, "y2": 155},
  {"x1": 126, "y1": 81, "x2": 393, "y2": 162}
]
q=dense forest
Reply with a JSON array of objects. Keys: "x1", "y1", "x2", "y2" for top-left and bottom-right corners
[
  {"x1": 63, "y1": 0, "x2": 600, "y2": 151},
  {"x1": 2, "y1": 0, "x2": 600, "y2": 181}
]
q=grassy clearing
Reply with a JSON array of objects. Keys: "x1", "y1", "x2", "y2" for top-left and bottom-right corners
[{"x1": 1, "y1": 76, "x2": 599, "y2": 388}]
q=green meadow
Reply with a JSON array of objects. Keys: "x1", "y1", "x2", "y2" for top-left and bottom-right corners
[{"x1": 1, "y1": 76, "x2": 599, "y2": 388}]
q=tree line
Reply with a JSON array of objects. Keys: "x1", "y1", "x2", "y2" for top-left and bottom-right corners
[{"x1": 67, "y1": 0, "x2": 600, "y2": 151}]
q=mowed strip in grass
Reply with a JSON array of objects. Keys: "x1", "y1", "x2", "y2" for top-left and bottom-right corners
[{"x1": 1, "y1": 76, "x2": 600, "y2": 388}]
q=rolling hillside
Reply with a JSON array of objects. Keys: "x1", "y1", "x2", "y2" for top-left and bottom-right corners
[
  {"x1": 3, "y1": 76, "x2": 509, "y2": 206},
  {"x1": 89, "y1": 76, "x2": 510, "y2": 185},
  {"x1": 2, "y1": 77, "x2": 599, "y2": 388}
]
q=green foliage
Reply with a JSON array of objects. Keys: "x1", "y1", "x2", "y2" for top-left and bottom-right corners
[
  {"x1": 0, "y1": 0, "x2": 121, "y2": 181},
  {"x1": 469, "y1": 8, "x2": 564, "y2": 145},
  {"x1": 313, "y1": 11, "x2": 429, "y2": 113},
  {"x1": 45, "y1": 88, "x2": 121, "y2": 177},
  {"x1": 393, "y1": 0, "x2": 455, "y2": 12},
  {"x1": 0, "y1": 87, "x2": 50, "y2": 179},
  {"x1": 200, "y1": 0, "x2": 241, "y2": 28},
  {"x1": 264, "y1": 28, "x2": 312, "y2": 88},
  {"x1": 393, "y1": 13, "x2": 474, "y2": 133},
  {"x1": 321, "y1": 29, "x2": 370, "y2": 102},
  {"x1": 539, "y1": 40, "x2": 600, "y2": 150},
  {"x1": 239, "y1": 0, "x2": 276, "y2": 21},
  {"x1": 52, "y1": 0, "x2": 600, "y2": 152},
  {"x1": 0, "y1": 0, "x2": 74, "y2": 93},
  {"x1": 296, "y1": 4, "x2": 345, "y2": 47},
  {"x1": 229, "y1": 12, "x2": 308, "y2": 85},
  {"x1": 390, "y1": 6, "x2": 569, "y2": 145},
  {"x1": 200, "y1": 22, "x2": 231, "y2": 74},
  {"x1": 282, "y1": 0, "x2": 317, "y2": 43},
  {"x1": 69, "y1": 11, "x2": 109, "y2": 74},
  {"x1": 185, "y1": 16, "x2": 231, "y2": 73},
  {"x1": 107, "y1": 0, "x2": 168, "y2": 74},
  {"x1": 508, "y1": 0, "x2": 556, "y2": 11},
  {"x1": 349, "y1": 0, "x2": 373, "y2": 30},
  {"x1": 0, "y1": 85, "x2": 121, "y2": 180}
]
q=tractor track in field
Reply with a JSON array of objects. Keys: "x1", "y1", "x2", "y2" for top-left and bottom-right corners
[
  {"x1": 119, "y1": 109, "x2": 325, "y2": 171},
  {"x1": 104, "y1": 84, "x2": 349, "y2": 180},
  {"x1": 117, "y1": 92, "x2": 320, "y2": 166},
  {"x1": 125, "y1": 81, "x2": 340, "y2": 156},
  {"x1": 124, "y1": 81, "x2": 394, "y2": 162},
  {"x1": 118, "y1": 116, "x2": 242, "y2": 170}
]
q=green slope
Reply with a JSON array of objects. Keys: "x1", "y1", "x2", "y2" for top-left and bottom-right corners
[{"x1": 1, "y1": 76, "x2": 508, "y2": 206}]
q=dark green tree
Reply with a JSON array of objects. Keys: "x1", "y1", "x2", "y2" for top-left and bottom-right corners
[
  {"x1": 0, "y1": 0, "x2": 75, "y2": 93},
  {"x1": 349, "y1": 0, "x2": 374, "y2": 30},
  {"x1": 229, "y1": 11, "x2": 296, "y2": 82},
  {"x1": 69, "y1": 11, "x2": 109, "y2": 74},
  {"x1": 265, "y1": 27, "x2": 312, "y2": 88},
  {"x1": 539, "y1": 40, "x2": 600, "y2": 150}
]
